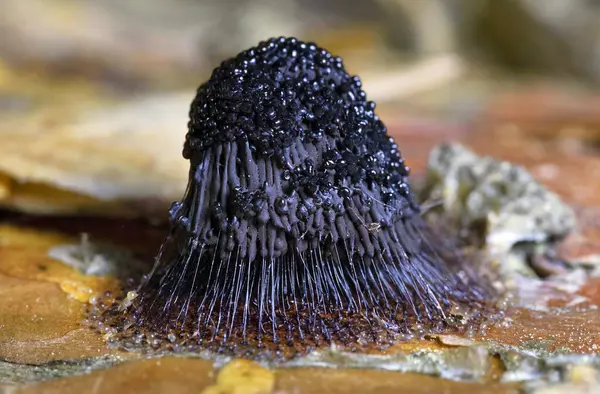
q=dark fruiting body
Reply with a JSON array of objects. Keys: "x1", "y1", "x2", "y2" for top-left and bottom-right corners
[{"x1": 101, "y1": 37, "x2": 486, "y2": 355}]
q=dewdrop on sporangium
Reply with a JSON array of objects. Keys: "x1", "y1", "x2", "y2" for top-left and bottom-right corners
[{"x1": 97, "y1": 37, "x2": 489, "y2": 358}]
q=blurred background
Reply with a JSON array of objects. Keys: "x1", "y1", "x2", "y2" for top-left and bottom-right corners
[{"x1": 0, "y1": 0, "x2": 599, "y2": 216}]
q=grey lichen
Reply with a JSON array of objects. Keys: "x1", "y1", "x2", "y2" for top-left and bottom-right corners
[
  {"x1": 282, "y1": 345, "x2": 491, "y2": 382},
  {"x1": 422, "y1": 143, "x2": 575, "y2": 250},
  {"x1": 496, "y1": 348, "x2": 600, "y2": 393},
  {"x1": 0, "y1": 356, "x2": 123, "y2": 384},
  {"x1": 420, "y1": 143, "x2": 576, "y2": 281}
]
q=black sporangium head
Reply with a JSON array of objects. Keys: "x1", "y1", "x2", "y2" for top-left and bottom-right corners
[{"x1": 99, "y1": 37, "x2": 487, "y2": 357}]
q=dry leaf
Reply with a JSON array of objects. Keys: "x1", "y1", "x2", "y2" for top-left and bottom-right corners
[{"x1": 0, "y1": 93, "x2": 191, "y2": 216}]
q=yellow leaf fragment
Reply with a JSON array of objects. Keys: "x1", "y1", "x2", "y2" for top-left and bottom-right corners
[{"x1": 201, "y1": 359, "x2": 275, "y2": 394}]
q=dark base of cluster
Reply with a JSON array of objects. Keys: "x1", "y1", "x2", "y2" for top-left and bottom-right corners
[
  {"x1": 88, "y1": 223, "x2": 490, "y2": 359},
  {"x1": 90, "y1": 294, "x2": 487, "y2": 360}
]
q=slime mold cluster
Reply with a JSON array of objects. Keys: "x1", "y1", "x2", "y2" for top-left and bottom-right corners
[{"x1": 97, "y1": 37, "x2": 487, "y2": 357}]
